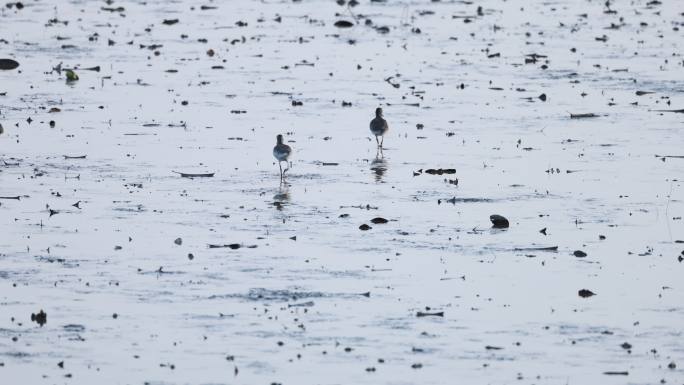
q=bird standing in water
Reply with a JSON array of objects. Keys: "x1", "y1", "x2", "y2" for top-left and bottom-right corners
[
  {"x1": 273, "y1": 134, "x2": 292, "y2": 180},
  {"x1": 370, "y1": 107, "x2": 389, "y2": 149}
]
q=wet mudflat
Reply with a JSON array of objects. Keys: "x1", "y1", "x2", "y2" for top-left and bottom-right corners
[{"x1": 1, "y1": 0, "x2": 683, "y2": 384}]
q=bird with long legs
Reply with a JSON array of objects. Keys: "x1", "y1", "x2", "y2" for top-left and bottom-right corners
[
  {"x1": 370, "y1": 107, "x2": 389, "y2": 149},
  {"x1": 273, "y1": 134, "x2": 292, "y2": 180}
]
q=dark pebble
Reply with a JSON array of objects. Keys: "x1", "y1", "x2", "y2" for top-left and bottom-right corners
[
  {"x1": 0, "y1": 58, "x2": 20, "y2": 70},
  {"x1": 490, "y1": 214, "x2": 509, "y2": 228},
  {"x1": 334, "y1": 20, "x2": 354, "y2": 28},
  {"x1": 573, "y1": 250, "x2": 587, "y2": 258}
]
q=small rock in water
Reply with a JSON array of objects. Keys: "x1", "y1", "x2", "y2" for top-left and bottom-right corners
[
  {"x1": 490, "y1": 215, "x2": 509, "y2": 228},
  {"x1": 370, "y1": 217, "x2": 388, "y2": 224},
  {"x1": 573, "y1": 250, "x2": 587, "y2": 258},
  {"x1": 668, "y1": 361, "x2": 676, "y2": 369},
  {"x1": 174, "y1": 237, "x2": 182, "y2": 245},
  {"x1": 359, "y1": 224, "x2": 372, "y2": 231},
  {"x1": 0, "y1": 58, "x2": 20, "y2": 70},
  {"x1": 0, "y1": 123, "x2": 3, "y2": 135},
  {"x1": 31, "y1": 310, "x2": 47, "y2": 326},
  {"x1": 334, "y1": 20, "x2": 354, "y2": 28},
  {"x1": 620, "y1": 342, "x2": 632, "y2": 350},
  {"x1": 65, "y1": 69, "x2": 79, "y2": 82},
  {"x1": 578, "y1": 289, "x2": 595, "y2": 298}
]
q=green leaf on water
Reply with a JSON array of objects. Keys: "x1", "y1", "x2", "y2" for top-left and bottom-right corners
[{"x1": 65, "y1": 69, "x2": 79, "y2": 82}]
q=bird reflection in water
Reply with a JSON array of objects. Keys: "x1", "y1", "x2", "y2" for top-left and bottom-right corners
[
  {"x1": 273, "y1": 184, "x2": 290, "y2": 211},
  {"x1": 370, "y1": 150, "x2": 388, "y2": 182}
]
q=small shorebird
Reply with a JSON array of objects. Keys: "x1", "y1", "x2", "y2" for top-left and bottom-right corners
[
  {"x1": 273, "y1": 134, "x2": 292, "y2": 180},
  {"x1": 370, "y1": 107, "x2": 389, "y2": 148}
]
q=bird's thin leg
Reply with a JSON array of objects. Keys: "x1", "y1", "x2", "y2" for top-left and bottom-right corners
[
  {"x1": 279, "y1": 161, "x2": 283, "y2": 180},
  {"x1": 375, "y1": 135, "x2": 380, "y2": 147},
  {"x1": 380, "y1": 136, "x2": 384, "y2": 149}
]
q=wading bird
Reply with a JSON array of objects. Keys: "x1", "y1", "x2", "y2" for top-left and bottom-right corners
[
  {"x1": 370, "y1": 107, "x2": 389, "y2": 148},
  {"x1": 273, "y1": 134, "x2": 292, "y2": 180}
]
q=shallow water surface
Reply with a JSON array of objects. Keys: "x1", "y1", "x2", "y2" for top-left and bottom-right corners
[{"x1": 1, "y1": 0, "x2": 683, "y2": 384}]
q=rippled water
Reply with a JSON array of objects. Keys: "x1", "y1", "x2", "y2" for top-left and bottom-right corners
[{"x1": 1, "y1": 0, "x2": 683, "y2": 384}]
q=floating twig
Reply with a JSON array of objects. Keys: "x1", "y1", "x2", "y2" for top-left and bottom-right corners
[
  {"x1": 172, "y1": 171, "x2": 215, "y2": 178},
  {"x1": 416, "y1": 311, "x2": 444, "y2": 317},
  {"x1": 569, "y1": 112, "x2": 599, "y2": 119}
]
